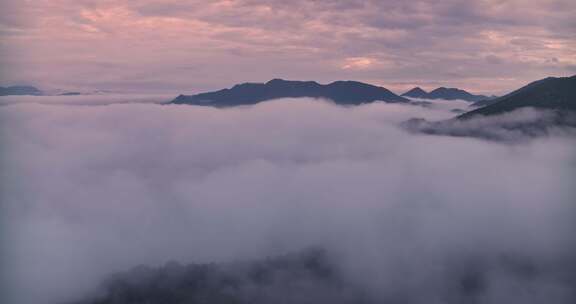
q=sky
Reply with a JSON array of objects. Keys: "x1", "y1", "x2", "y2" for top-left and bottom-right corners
[{"x1": 1, "y1": 1, "x2": 575, "y2": 95}]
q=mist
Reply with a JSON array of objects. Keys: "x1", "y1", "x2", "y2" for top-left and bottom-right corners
[
  {"x1": 403, "y1": 107, "x2": 576, "y2": 141},
  {"x1": 1, "y1": 97, "x2": 575, "y2": 304},
  {"x1": 0, "y1": 94, "x2": 173, "y2": 106}
]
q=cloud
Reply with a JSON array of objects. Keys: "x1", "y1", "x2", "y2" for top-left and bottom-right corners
[
  {"x1": 402, "y1": 107, "x2": 576, "y2": 141},
  {"x1": 1, "y1": 96, "x2": 575, "y2": 303},
  {"x1": 0, "y1": 94, "x2": 172, "y2": 106},
  {"x1": 1, "y1": 0, "x2": 575, "y2": 94},
  {"x1": 341, "y1": 57, "x2": 377, "y2": 70}
]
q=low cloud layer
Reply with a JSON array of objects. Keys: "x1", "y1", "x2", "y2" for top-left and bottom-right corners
[
  {"x1": 1, "y1": 97, "x2": 575, "y2": 303},
  {"x1": 1, "y1": 0, "x2": 575, "y2": 94},
  {"x1": 0, "y1": 94, "x2": 173, "y2": 106},
  {"x1": 403, "y1": 107, "x2": 576, "y2": 141}
]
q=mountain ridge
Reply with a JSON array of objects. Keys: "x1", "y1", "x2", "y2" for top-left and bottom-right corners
[
  {"x1": 0, "y1": 85, "x2": 43, "y2": 96},
  {"x1": 402, "y1": 86, "x2": 490, "y2": 102},
  {"x1": 401, "y1": 75, "x2": 576, "y2": 141},
  {"x1": 459, "y1": 75, "x2": 576, "y2": 120},
  {"x1": 170, "y1": 79, "x2": 408, "y2": 106}
]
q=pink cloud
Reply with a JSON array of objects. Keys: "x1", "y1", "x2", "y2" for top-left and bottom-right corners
[{"x1": 1, "y1": 0, "x2": 575, "y2": 94}]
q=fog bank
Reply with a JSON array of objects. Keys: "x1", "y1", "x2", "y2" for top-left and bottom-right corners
[{"x1": 1, "y1": 97, "x2": 575, "y2": 303}]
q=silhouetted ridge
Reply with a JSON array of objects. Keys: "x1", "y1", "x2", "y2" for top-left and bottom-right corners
[
  {"x1": 427, "y1": 87, "x2": 488, "y2": 102},
  {"x1": 72, "y1": 248, "x2": 567, "y2": 304},
  {"x1": 401, "y1": 75, "x2": 576, "y2": 141},
  {"x1": 0, "y1": 85, "x2": 42, "y2": 96},
  {"x1": 170, "y1": 79, "x2": 408, "y2": 106},
  {"x1": 459, "y1": 75, "x2": 576, "y2": 120},
  {"x1": 72, "y1": 249, "x2": 370, "y2": 304},
  {"x1": 402, "y1": 87, "x2": 429, "y2": 98},
  {"x1": 401, "y1": 86, "x2": 489, "y2": 102}
]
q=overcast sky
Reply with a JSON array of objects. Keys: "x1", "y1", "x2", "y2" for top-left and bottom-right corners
[{"x1": 1, "y1": 0, "x2": 575, "y2": 94}]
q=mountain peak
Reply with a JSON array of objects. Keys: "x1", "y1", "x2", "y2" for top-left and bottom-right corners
[
  {"x1": 266, "y1": 78, "x2": 290, "y2": 85},
  {"x1": 265, "y1": 78, "x2": 321, "y2": 87},
  {"x1": 402, "y1": 86, "x2": 488, "y2": 102},
  {"x1": 402, "y1": 87, "x2": 429, "y2": 98},
  {"x1": 429, "y1": 87, "x2": 465, "y2": 93},
  {"x1": 428, "y1": 87, "x2": 488, "y2": 102}
]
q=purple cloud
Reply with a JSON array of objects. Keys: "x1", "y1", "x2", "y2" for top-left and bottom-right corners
[{"x1": 0, "y1": 0, "x2": 574, "y2": 94}]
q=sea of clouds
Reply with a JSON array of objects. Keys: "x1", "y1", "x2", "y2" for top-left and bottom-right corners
[{"x1": 1, "y1": 96, "x2": 575, "y2": 304}]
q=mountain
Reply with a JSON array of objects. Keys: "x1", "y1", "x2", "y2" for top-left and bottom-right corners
[
  {"x1": 402, "y1": 87, "x2": 489, "y2": 102},
  {"x1": 0, "y1": 85, "x2": 42, "y2": 96},
  {"x1": 72, "y1": 247, "x2": 556, "y2": 304},
  {"x1": 426, "y1": 87, "x2": 489, "y2": 102},
  {"x1": 401, "y1": 87, "x2": 429, "y2": 99},
  {"x1": 72, "y1": 249, "x2": 367, "y2": 304},
  {"x1": 170, "y1": 79, "x2": 408, "y2": 106},
  {"x1": 470, "y1": 99, "x2": 496, "y2": 108},
  {"x1": 469, "y1": 95, "x2": 500, "y2": 108},
  {"x1": 401, "y1": 75, "x2": 576, "y2": 141},
  {"x1": 459, "y1": 75, "x2": 576, "y2": 120}
]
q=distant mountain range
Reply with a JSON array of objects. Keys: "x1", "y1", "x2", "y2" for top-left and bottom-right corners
[
  {"x1": 6, "y1": 75, "x2": 574, "y2": 125},
  {"x1": 0, "y1": 86, "x2": 99, "y2": 97},
  {"x1": 171, "y1": 79, "x2": 408, "y2": 106},
  {"x1": 0, "y1": 86, "x2": 42, "y2": 96},
  {"x1": 59, "y1": 92, "x2": 82, "y2": 96},
  {"x1": 402, "y1": 87, "x2": 492, "y2": 102}
]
